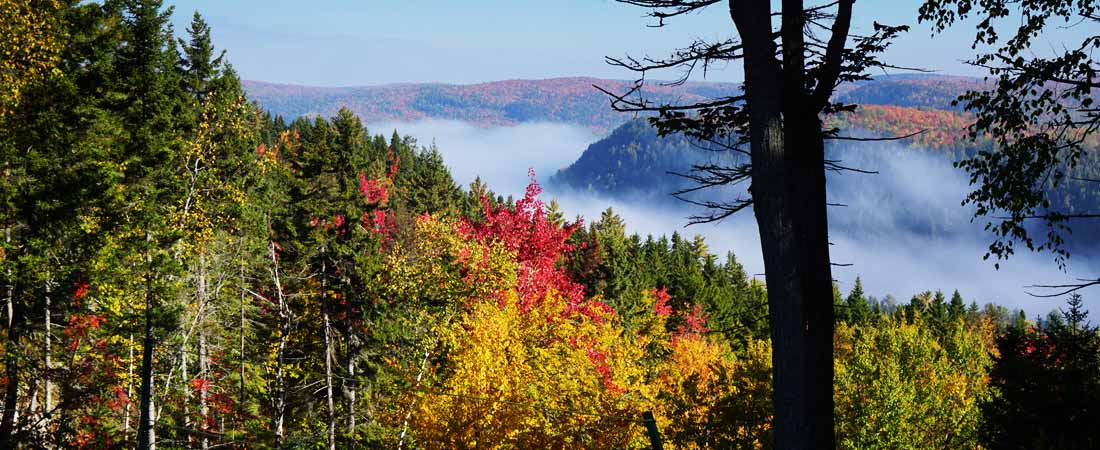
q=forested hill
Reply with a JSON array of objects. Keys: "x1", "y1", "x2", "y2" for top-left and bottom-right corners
[
  {"x1": 551, "y1": 117, "x2": 1100, "y2": 247},
  {"x1": 243, "y1": 78, "x2": 741, "y2": 130},
  {"x1": 243, "y1": 75, "x2": 983, "y2": 130}
]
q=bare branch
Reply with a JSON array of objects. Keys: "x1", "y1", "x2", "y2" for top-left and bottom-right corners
[
  {"x1": 1026, "y1": 278, "x2": 1100, "y2": 297},
  {"x1": 810, "y1": 0, "x2": 853, "y2": 109},
  {"x1": 614, "y1": 0, "x2": 723, "y2": 27},
  {"x1": 825, "y1": 129, "x2": 928, "y2": 142}
]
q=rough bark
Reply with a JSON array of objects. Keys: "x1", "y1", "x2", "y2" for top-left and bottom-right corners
[{"x1": 730, "y1": 0, "x2": 838, "y2": 448}]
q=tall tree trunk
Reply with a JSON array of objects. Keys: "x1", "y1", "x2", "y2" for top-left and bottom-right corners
[
  {"x1": 43, "y1": 274, "x2": 52, "y2": 429},
  {"x1": 320, "y1": 246, "x2": 336, "y2": 450},
  {"x1": 269, "y1": 240, "x2": 287, "y2": 449},
  {"x1": 732, "y1": 0, "x2": 836, "y2": 448},
  {"x1": 397, "y1": 349, "x2": 431, "y2": 450},
  {"x1": 198, "y1": 331, "x2": 209, "y2": 450},
  {"x1": 0, "y1": 301, "x2": 22, "y2": 447},
  {"x1": 5, "y1": 225, "x2": 10, "y2": 329},
  {"x1": 238, "y1": 256, "x2": 246, "y2": 421},
  {"x1": 138, "y1": 232, "x2": 157, "y2": 450},
  {"x1": 126, "y1": 333, "x2": 134, "y2": 435},
  {"x1": 344, "y1": 289, "x2": 356, "y2": 441},
  {"x1": 179, "y1": 326, "x2": 190, "y2": 446}
]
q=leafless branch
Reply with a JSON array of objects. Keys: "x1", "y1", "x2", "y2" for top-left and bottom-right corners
[{"x1": 1026, "y1": 278, "x2": 1100, "y2": 297}]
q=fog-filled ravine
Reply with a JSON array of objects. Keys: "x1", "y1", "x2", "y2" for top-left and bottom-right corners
[{"x1": 376, "y1": 118, "x2": 1100, "y2": 318}]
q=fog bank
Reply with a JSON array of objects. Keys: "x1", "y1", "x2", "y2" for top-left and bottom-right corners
[{"x1": 381, "y1": 119, "x2": 1100, "y2": 318}]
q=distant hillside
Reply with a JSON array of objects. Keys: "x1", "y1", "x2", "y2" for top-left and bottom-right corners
[
  {"x1": 548, "y1": 119, "x2": 731, "y2": 197},
  {"x1": 243, "y1": 77, "x2": 742, "y2": 130},
  {"x1": 243, "y1": 75, "x2": 986, "y2": 130},
  {"x1": 551, "y1": 117, "x2": 1100, "y2": 247},
  {"x1": 833, "y1": 74, "x2": 987, "y2": 111}
]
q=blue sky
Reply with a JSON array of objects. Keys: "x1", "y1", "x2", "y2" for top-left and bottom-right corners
[{"x1": 167, "y1": 1, "x2": 1086, "y2": 86}]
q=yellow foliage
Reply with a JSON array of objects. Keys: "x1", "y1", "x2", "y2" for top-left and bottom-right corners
[
  {"x1": 653, "y1": 336, "x2": 773, "y2": 449},
  {"x1": 381, "y1": 214, "x2": 516, "y2": 307},
  {"x1": 410, "y1": 292, "x2": 651, "y2": 449},
  {"x1": 0, "y1": 0, "x2": 64, "y2": 117},
  {"x1": 389, "y1": 215, "x2": 768, "y2": 449}
]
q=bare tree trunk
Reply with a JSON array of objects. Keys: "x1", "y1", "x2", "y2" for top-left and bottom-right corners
[
  {"x1": 137, "y1": 231, "x2": 157, "y2": 450},
  {"x1": 0, "y1": 301, "x2": 20, "y2": 447},
  {"x1": 43, "y1": 274, "x2": 52, "y2": 432},
  {"x1": 198, "y1": 331, "x2": 209, "y2": 450},
  {"x1": 126, "y1": 333, "x2": 134, "y2": 434},
  {"x1": 320, "y1": 246, "x2": 336, "y2": 450},
  {"x1": 731, "y1": 1, "x2": 837, "y2": 448},
  {"x1": 397, "y1": 349, "x2": 431, "y2": 450},
  {"x1": 269, "y1": 240, "x2": 288, "y2": 449},
  {"x1": 179, "y1": 327, "x2": 190, "y2": 446},
  {"x1": 238, "y1": 257, "x2": 246, "y2": 421},
  {"x1": 344, "y1": 289, "x2": 356, "y2": 441},
  {"x1": 5, "y1": 226, "x2": 10, "y2": 329}
]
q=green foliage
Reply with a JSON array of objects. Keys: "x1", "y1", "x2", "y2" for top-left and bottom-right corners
[
  {"x1": 0, "y1": 2, "x2": 1092, "y2": 448},
  {"x1": 981, "y1": 294, "x2": 1100, "y2": 450},
  {"x1": 834, "y1": 314, "x2": 995, "y2": 450}
]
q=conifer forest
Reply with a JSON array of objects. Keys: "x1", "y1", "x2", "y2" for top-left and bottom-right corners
[{"x1": 1, "y1": 0, "x2": 1098, "y2": 449}]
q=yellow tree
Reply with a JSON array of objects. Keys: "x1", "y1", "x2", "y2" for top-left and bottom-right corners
[
  {"x1": 833, "y1": 315, "x2": 996, "y2": 449},
  {"x1": 0, "y1": 0, "x2": 63, "y2": 117}
]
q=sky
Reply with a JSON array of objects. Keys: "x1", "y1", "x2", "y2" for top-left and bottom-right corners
[{"x1": 163, "y1": 0, "x2": 1070, "y2": 86}]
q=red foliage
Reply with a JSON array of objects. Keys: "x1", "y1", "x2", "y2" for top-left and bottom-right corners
[
  {"x1": 653, "y1": 287, "x2": 672, "y2": 316},
  {"x1": 65, "y1": 313, "x2": 106, "y2": 351},
  {"x1": 676, "y1": 304, "x2": 710, "y2": 337},
  {"x1": 105, "y1": 387, "x2": 130, "y2": 412},
  {"x1": 72, "y1": 281, "x2": 90, "y2": 307},
  {"x1": 190, "y1": 377, "x2": 212, "y2": 393},
  {"x1": 459, "y1": 170, "x2": 612, "y2": 320},
  {"x1": 358, "y1": 172, "x2": 389, "y2": 205},
  {"x1": 586, "y1": 348, "x2": 623, "y2": 394}
]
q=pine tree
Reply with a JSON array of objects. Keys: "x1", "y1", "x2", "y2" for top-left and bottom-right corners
[{"x1": 109, "y1": 1, "x2": 189, "y2": 447}]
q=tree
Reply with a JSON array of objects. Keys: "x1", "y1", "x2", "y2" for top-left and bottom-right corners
[
  {"x1": 108, "y1": 1, "x2": 189, "y2": 448},
  {"x1": 0, "y1": 0, "x2": 64, "y2": 117},
  {"x1": 981, "y1": 294, "x2": 1100, "y2": 449},
  {"x1": 834, "y1": 314, "x2": 995, "y2": 449},
  {"x1": 606, "y1": 1, "x2": 906, "y2": 446},
  {"x1": 918, "y1": 0, "x2": 1100, "y2": 287},
  {"x1": 841, "y1": 277, "x2": 871, "y2": 325}
]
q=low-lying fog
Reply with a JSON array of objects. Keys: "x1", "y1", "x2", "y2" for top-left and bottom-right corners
[{"x1": 374, "y1": 119, "x2": 1100, "y2": 318}]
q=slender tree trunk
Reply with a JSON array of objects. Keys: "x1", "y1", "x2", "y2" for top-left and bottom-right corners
[
  {"x1": 397, "y1": 349, "x2": 431, "y2": 450},
  {"x1": 269, "y1": 240, "x2": 288, "y2": 449},
  {"x1": 320, "y1": 246, "x2": 336, "y2": 450},
  {"x1": 43, "y1": 274, "x2": 52, "y2": 430},
  {"x1": 0, "y1": 301, "x2": 21, "y2": 447},
  {"x1": 5, "y1": 226, "x2": 10, "y2": 329},
  {"x1": 398, "y1": 310, "x2": 453, "y2": 450},
  {"x1": 179, "y1": 328, "x2": 190, "y2": 446},
  {"x1": 238, "y1": 256, "x2": 246, "y2": 421},
  {"x1": 198, "y1": 331, "x2": 209, "y2": 450},
  {"x1": 138, "y1": 232, "x2": 157, "y2": 450},
  {"x1": 344, "y1": 289, "x2": 356, "y2": 441},
  {"x1": 731, "y1": 1, "x2": 836, "y2": 448},
  {"x1": 126, "y1": 333, "x2": 134, "y2": 434}
]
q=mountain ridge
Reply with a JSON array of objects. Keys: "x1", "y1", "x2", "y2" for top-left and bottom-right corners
[{"x1": 243, "y1": 74, "x2": 987, "y2": 130}]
